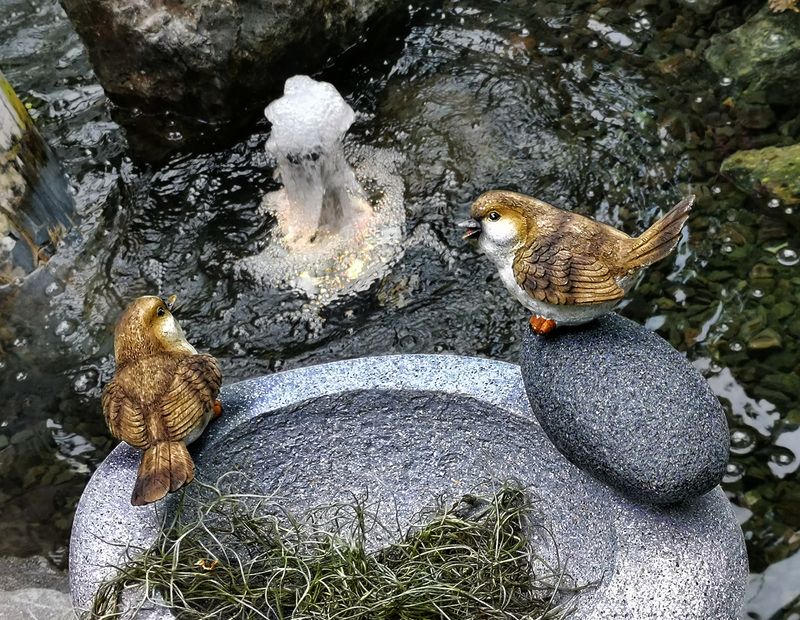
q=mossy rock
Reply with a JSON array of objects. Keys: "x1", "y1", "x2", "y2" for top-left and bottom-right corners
[
  {"x1": 720, "y1": 143, "x2": 800, "y2": 206},
  {"x1": 704, "y1": 6, "x2": 800, "y2": 105}
]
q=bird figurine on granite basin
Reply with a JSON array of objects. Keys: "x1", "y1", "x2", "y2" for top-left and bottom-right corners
[
  {"x1": 102, "y1": 295, "x2": 222, "y2": 506},
  {"x1": 461, "y1": 190, "x2": 693, "y2": 334}
]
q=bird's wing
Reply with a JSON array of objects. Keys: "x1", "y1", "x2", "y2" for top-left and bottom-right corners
[
  {"x1": 101, "y1": 379, "x2": 149, "y2": 448},
  {"x1": 513, "y1": 237, "x2": 625, "y2": 305},
  {"x1": 157, "y1": 353, "x2": 222, "y2": 442}
]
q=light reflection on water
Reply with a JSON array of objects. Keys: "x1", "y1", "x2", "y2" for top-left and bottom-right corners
[{"x1": 0, "y1": 1, "x2": 799, "y2": 617}]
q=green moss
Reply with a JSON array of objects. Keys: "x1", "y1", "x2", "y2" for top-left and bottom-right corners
[{"x1": 720, "y1": 143, "x2": 800, "y2": 205}]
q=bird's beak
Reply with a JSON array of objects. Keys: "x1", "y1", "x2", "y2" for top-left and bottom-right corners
[
  {"x1": 458, "y1": 218, "x2": 482, "y2": 240},
  {"x1": 165, "y1": 294, "x2": 177, "y2": 311}
]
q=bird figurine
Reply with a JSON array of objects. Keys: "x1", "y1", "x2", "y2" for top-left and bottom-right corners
[
  {"x1": 102, "y1": 295, "x2": 222, "y2": 506},
  {"x1": 461, "y1": 190, "x2": 693, "y2": 334}
]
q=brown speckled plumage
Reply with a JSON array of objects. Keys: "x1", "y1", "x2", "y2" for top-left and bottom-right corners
[
  {"x1": 102, "y1": 296, "x2": 221, "y2": 506},
  {"x1": 467, "y1": 191, "x2": 693, "y2": 332}
]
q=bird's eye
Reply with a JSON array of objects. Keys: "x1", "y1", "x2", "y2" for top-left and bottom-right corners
[
  {"x1": 157, "y1": 307, "x2": 166, "y2": 317},
  {"x1": 488, "y1": 211, "x2": 501, "y2": 221}
]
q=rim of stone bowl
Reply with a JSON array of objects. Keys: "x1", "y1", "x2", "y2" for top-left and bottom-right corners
[{"x1": 69, "y1": 354, "x2": 747, "y2": 619}]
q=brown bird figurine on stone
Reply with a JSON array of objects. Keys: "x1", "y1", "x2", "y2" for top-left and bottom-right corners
[
  {"x1": 102, "y1": 295, "x2": 222, "y2": 506},
  {"x1": 462, "y1": 190, "x2": 693, "y2": 334}
]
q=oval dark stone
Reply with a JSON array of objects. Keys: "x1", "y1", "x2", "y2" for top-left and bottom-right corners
[{"x1": 520, "y1": 313, "x2": 729, "y2": 504}]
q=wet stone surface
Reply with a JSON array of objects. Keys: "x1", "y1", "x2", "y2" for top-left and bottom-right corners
[{"x1": 521, "y1": 313, "x2": 730, "y2": 505}]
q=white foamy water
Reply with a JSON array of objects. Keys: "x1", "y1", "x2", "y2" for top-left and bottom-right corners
[
  {"x1": 238, "y1": 76, "x2": 405, "y2": 312},
  {"x1": 264, "y1": 75, "x2": 368, "y2": 243}
]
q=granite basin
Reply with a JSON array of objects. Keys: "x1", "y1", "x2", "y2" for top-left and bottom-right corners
[{"x1": 69, "y1": 355, "x2": 747, "y2": 619}]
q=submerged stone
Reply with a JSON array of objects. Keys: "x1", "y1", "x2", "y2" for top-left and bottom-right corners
[
  {"x1": 704, "y1": 6, "x2": 800, "y2": 105},
  {"x1": 720, "y1": 143, "x2": 800, "y2": 206},
  {"x1": 748, "y1": 328, "x2": 783, "y2": 351},
  {"x1": 520, "y1": 313, "x2": 729, "y2": 505}
]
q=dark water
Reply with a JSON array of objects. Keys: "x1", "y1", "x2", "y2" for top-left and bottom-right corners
[{"x1": 0, "y1": 0, "x2": 798, "y2": 617}]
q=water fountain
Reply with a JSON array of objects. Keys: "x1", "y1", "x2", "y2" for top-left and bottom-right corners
[
  {"x1": 238, "y1": 76, "x2": 404, "y2": 304},
  {"x1": 263, "y1": 76, "x2": 369, "y2": 244}
]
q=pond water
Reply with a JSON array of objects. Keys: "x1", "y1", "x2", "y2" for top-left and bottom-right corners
[{"x1": 0, "y1": 0, "x2": 798, "y2": 617}]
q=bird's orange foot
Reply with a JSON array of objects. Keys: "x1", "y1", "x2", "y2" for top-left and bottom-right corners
[
  {"x1": 213, "y1": 400, "x2": 223, "y2": 419},
  {"x1": 529, "y1": 315, "x2": 557, "y2": 335}
]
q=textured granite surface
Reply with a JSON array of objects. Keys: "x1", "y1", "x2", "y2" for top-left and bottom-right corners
[
  {"x1": 0, "y1": 557, "x2": 74, "y2": 619},
  {"x1": 70, "y1": 355, "x2": 747, "y2": 619},
  {"x1": 521, "y1": 314, "x2": 730, "y2": 504}
]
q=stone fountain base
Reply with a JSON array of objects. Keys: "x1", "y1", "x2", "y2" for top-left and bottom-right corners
[{"x1": 69, "y1": 355, "x2": 747, "y2": 619}]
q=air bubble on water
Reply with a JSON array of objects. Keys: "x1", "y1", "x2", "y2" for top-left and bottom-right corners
[
  {"x1": 15, "y1": 372, "x2": 27, "y2": 382},
  {"x1": 45, "y1": 282, "x2": 61, "y2": 296},
  {"x1": 521, "y1": 27, "x2": 529, "y2": 36},
  {"x1": 729, "y1": 341, "x2": 743, "y2": 352},
  {"x1": 768, "y1": 32, "x2": 784, "y2": 46},
  {"x1": 777, "y1": 247, "x2": 799, "y2": 266},
  {"x1": 709, "y1": 362, "x2": 722, "y2": 373},
  {"x1": 167, "y1": 131, "x2": 183, "y2": 141},
  {"x1": 720, "y1": 77, "x2": 733, "y2": 87},
  {"x1": 730, "y1": 429, "x2": 753, "y2": 451},
  {"x1": 772, "y1": 452, "x2": 794, "y2": 466},
  {"x1": 711, "y1": 186, "x2": 721, "y2": 195},
  {"x1": 694, "y1": 96, "x2": 703, "y2": 104},
  {"x1": 588, "y1": 39, "x2": 599, "y2": 48},
  {"x1": 55, "y1": 320, "x2": 76, "y2": 337},
  {"x1": 724, "y1": 462, "x2": 744, "y2": 482},
  {"x1": 13, "y1": 338, "x2": 27, "y2": 348},
  {"x1": 751, "y1": 289, "x2": 764, "y2": 299},
  {"x1": 722, "y1": 244, "x2": 733, "y2": 254},
  {"x1": 784, "y1": 207, "x2": 793, "y2": 215},
  {"x1": 768, "y1": 198, "x2": 780, "y2": 208}
]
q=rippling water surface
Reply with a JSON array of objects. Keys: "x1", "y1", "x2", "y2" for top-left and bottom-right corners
[{"x1": 1, "y1": 0, "x2": 798, "y2": 617}]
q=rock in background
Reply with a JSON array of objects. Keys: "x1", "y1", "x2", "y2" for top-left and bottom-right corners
[
  {"x1": 721, "y1": 143, "x2": 800, "y2": 207},
  {"x1": 704, "y1": 4, "x2": 800, "y2": 220},
  {"x1": 58, "y1": 0, "x2": 409, "y2": 160},
  {"x1": 705, "y1": 5, "x2": 800, "y2": 106}
]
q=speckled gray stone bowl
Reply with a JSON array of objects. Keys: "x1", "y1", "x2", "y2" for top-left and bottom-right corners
[{"x1": 70, "y1": 355, "x2": 748, "y2": 619}]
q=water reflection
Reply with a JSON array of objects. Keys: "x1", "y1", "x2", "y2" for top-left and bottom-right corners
[{"x1": 0, "y1": 1, "x2": 798, "y2": 617}]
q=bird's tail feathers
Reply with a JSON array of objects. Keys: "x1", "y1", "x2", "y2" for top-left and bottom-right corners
[
  {"x1": 131, "y1": 441, "x2": 194, "y2": 506},
  {"x1": 625, "y1": 195, "x2": 693, "y2": 270}
]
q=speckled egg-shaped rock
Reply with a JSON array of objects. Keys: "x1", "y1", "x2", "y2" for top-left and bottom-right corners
[{"x1": 520, "y1": 313, "x2": 729, "y2": 504}]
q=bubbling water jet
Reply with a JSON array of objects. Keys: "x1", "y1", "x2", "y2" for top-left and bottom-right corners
[
  {"x1": 238, "y1": 76, "x2": 405, "y2": 310},
  {"x1": 264, "y1": 76, "x2": 370, "y2": 244}
]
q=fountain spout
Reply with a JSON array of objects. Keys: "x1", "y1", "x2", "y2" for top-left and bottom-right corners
[
  {"x1": 265, "y1": 76, "x2": 370, "y2": 243},
  {"x1": 241, "y1": 75, "x2": 404, "y2": 307}
]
